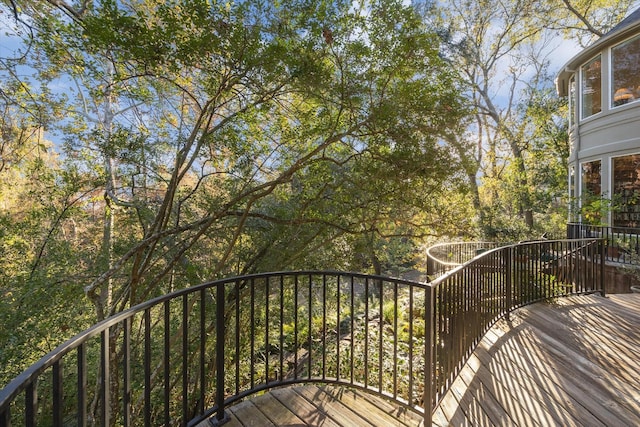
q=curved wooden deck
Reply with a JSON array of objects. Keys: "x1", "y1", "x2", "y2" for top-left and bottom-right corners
[{"x1": 210, "y1": 294, "x2": 640, "y2": 426}]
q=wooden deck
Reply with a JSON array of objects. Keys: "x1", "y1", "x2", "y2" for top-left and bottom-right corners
[{"x1": 210, "y1": 294, "x2": 640, "y2": 426}]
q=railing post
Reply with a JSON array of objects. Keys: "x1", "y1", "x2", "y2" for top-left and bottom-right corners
[
  {"x1": 600, "y1": 239, "x2": 606, "y2": 297},
  {"x1": 100, "y1": 329, "x2": 110, "y2": 427},
  {"x1": 0, "y1": 407, "x2": 9, "y2": 427},
  {"x1": 25, "y1": 381, "x2": 36, "y2": 427},
  {"x1": 215, "y1": 283, "x2": 227, "y2": 425},
  {"x1": 423, "y1": 285, "x2": 434, "y2": 427},
  {"x1": 52, "y1": 361, "x2": 63, "y2": 427},
  {"x1": 505, "y1": 247, "x2": 512, "y2": 321}
]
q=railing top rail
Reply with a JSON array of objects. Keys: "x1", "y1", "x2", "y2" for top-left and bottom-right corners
[
  {"x1": 426, "y1": 241, "x2": 504, "y2": 263},
  {"x1": 0, "y1": 270, "x2": 430, "y2": 412},
  {"x1": 567, "y1": 221, "x2": 640, "y2": 228},
  {"x1": 429, "y1": 238, "x2": 603, "y2": 287},
  {"x1": 426, "y1": 241, "x2": 501, "y2": 249}
]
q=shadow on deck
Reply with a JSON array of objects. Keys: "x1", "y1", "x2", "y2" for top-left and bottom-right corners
[{"x1": 217, "y1": 294, "x2": 640, "y2": 426}]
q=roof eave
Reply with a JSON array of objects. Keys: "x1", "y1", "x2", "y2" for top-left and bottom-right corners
[{"x1": 556, "y1": 20, "x2": 640, "y2": 97}]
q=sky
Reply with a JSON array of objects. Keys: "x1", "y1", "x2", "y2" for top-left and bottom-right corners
[{"x1": 1, "y1": 1, "x2": 635, "y2": 149}]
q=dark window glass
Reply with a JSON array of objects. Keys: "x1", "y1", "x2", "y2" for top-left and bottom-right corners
[
  {"x1": 612, "y1": 35, "x2": 640, "y2": 107},
  {"x1": 613, "y1": 154, "x2": 640, "y2": 228},
  {"x1": 581, "y1": 160, "x2": 601, "y2": 196},
  {"x1": 569, "y1": 76, "x2": 576, "y2": 128},
  {"x1": 581, "y1": 56, "x2": 601, "y2": 118},
  {"x1": 580, "y1": 160, "x2": 602, "y2": 224}
]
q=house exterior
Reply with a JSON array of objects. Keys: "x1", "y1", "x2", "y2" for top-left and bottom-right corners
[{"x1": 556, "y1": 8, "x2": 640, "y2": 227}]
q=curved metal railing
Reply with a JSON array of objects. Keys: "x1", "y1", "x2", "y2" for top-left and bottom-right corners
[
  {"x1": 0, "y1": 239, "x2": 604, "y2": 427},
  {"x1": 567, "y1": 222, "x2": 640, "y2": 264},
  {"x1": 428, "y1": 238, "x2": 604, "y2": 407},
  {"x1": 426, "y1": 241, "x2": 504, "y2": 279},
  {"x1": 0, "y1": 272, "x2": 434, "y2": 426}
]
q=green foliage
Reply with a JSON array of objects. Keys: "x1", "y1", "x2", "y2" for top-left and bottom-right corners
[
  {"x1": 0, "y1": 0, "x2": 472, "y2": 392},
  {"x1": 578, "y1": 191, "x2": 623, "y2": 226}
]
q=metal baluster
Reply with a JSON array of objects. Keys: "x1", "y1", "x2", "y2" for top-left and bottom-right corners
[
  {"x1": 199, "y1": 288, "x2": 206, "y2": 416},
  {"x1": 250, "y1": 278, "x2": 255, "y2": 388},
  {"x1": 235, "y1": 281, "x2": 241, "y2": 396},
  {"x1": 408, "y1": 286, "x2": 414, "y2": 405},
  {"x1": 265, "y1": 277, "x2": 270, "y2": 383},
  {"x1": 101, "y1": 329, "x2": 110, "y2": 426},
  {"x1": 78, "y1": 343, "x2": 87, "y2": 427},
  {"x1": 336, "y1": 275, "x2": 341, "y2": 381},
  {"x1": 322, "y1": 274, "x2": 327, "y2": 380},
  {"x1": 424, "y1": 285, "x2": 434, "y2": 426},
  {"x1": 378, "y1": 278, "x2": 383, "y2": 392},
  {"x1": 350, "y1": 276, "x2": 355, "y2": 385},
  {"x1": 182, "y1": 295, "x2": 188, "y2": 425},
  {"x1": 307, "y1": 274, "x2": 312, "y2": 378},
  {"x1": 293, "y1": 276, "x2": 298, "y2": 380},
  {"x1": 163, "y1": 304, "x2": 170, "y2": 427},
  {"x1": 364, "y1": 277, "x2": 369, "y2": 388},
  {"x1": 215, "y1": 283, "x2": 226, "y2": 424},
  {"x1": 392, "y1": 282, "x2": 398, "y2": 398},
  {"x1": 52, "y1": 360, "x2": 63, "y2": 427},
  {"x1": 144, "y1": 309, "x2": 151, "y2": 427},
  {"x1": 25, "y1": 380, "x2": 37, "y2": 427},
  {"x1": 279, "y1": 275, "x2": 284, "y2": 383}
]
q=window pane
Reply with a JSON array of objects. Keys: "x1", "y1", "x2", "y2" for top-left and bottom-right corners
[
  {"x1": 581, "y1": 56, "x2": 601, "y2": 118},
  {"x1": 581, "y1": 160, "x2": 602, "y2": 224},
  {"x1": 569, "y1": 76, "x2": 576, "y2": 128},
  {"x1": 569, "y1": 166, "x2": 577, "y2": 222},
  {"x1": 612, "y1": 35, "x2": 640, "y2": 107},
  {"x1": 613, "y1": 154, "x2": 640, "y2": 228},
  {"x1": 581, "y1": 160, "x2": 601, "y2": 196}
]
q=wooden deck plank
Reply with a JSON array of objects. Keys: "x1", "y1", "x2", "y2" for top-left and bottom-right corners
[
  {"x1": 346, "y1": 387, "x2": 425, "y2": 426},
  {"x1": 463, "y1": 351, "x2": 561, "y2": 427},
  {"x1": 203, "y1": 294, "x2": 640, "y2": 426},
  {"x1": 514, "y1": 325, "x2": 640, "y2": 426},
  {"x1": 484, "y1": 325, "x2": 627, "y2": 427},
  {"x1": 226, "y1": 399, "x2": 276, "y2": 427},
  {"x1": 292, "y1": 385, "x2": 378, "y2": 427},
  {"x1": 512, "y1": 311, "x2": 640, "y2": 424},
  {"x1": 481, "y1": 328, "x2": 607, "y2": 427},
  {"x1": 534, "y1": 296, "x2": 640, "y2": 353},
  {"x1": 520, "y1": 303, "x2": 640, "y2": 403},
  {"x1": 476, "y1": 328, "x2": 605, "y2": 426},
  {"x1": 443, "y1": 365, "x2": 504, "y2": 426},
  {"x1": 431, "y1": 378, "x2": 474, "y2": 426},
  {"x1": 523, "y1": 300, "x2": 640, "y2": 386},
  {"x1": 608, "y1": 293, "x2": 640, "y2": 312},
  {"x1": 317, "y1": 385, "x2": 421, "y2": 427},
  {"x1": 248, "y1": 392, "x2": 308, "y2": 426},
  {"x1": 270, "y1": 387, "x2": 343, "y2": 427},
  {"x1": 430, "y1": 406, "x2": 453, "y2": 427}
]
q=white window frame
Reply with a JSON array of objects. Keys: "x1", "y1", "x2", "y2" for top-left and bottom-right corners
[
  {"x1": 610, "y1": 34, "x2": 640, "y2": 109},
  {"x1": 580, "y1": 54, "x2": 602, "y2": 120}
]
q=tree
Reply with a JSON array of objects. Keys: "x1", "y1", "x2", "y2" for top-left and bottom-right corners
[
  {"x1": 429, "y1": 0, "x2": 635, "y2": 239},
  {"x1": 0, "y1": 75, "x2": 95, "y2": 383},
  {"x1": 540, "y1": 0, "x2": 635, "y2": 46},
  {"x1": 1, "y1": 2, "x2": 471, "y2": 416},
  {"x1": 1, "y1": 0, "x2": 466, "y2": 321}
]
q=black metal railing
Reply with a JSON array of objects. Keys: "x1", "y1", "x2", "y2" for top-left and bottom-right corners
[
  {"x1": 0, "y1": 239, "x2": 604, "y2": 427},
  {"x1": 567, "y1": 222, "x2": 640, "y2": 264},
  {"x1": 428, "y1": 238, "x2": 604, "y2": 407},
  {"x1": 426, "y1": 241, "x2": 504, "y2": 279},
  {"x1": 0, "y1": 272, "x2": 434, "y2": 426}
]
